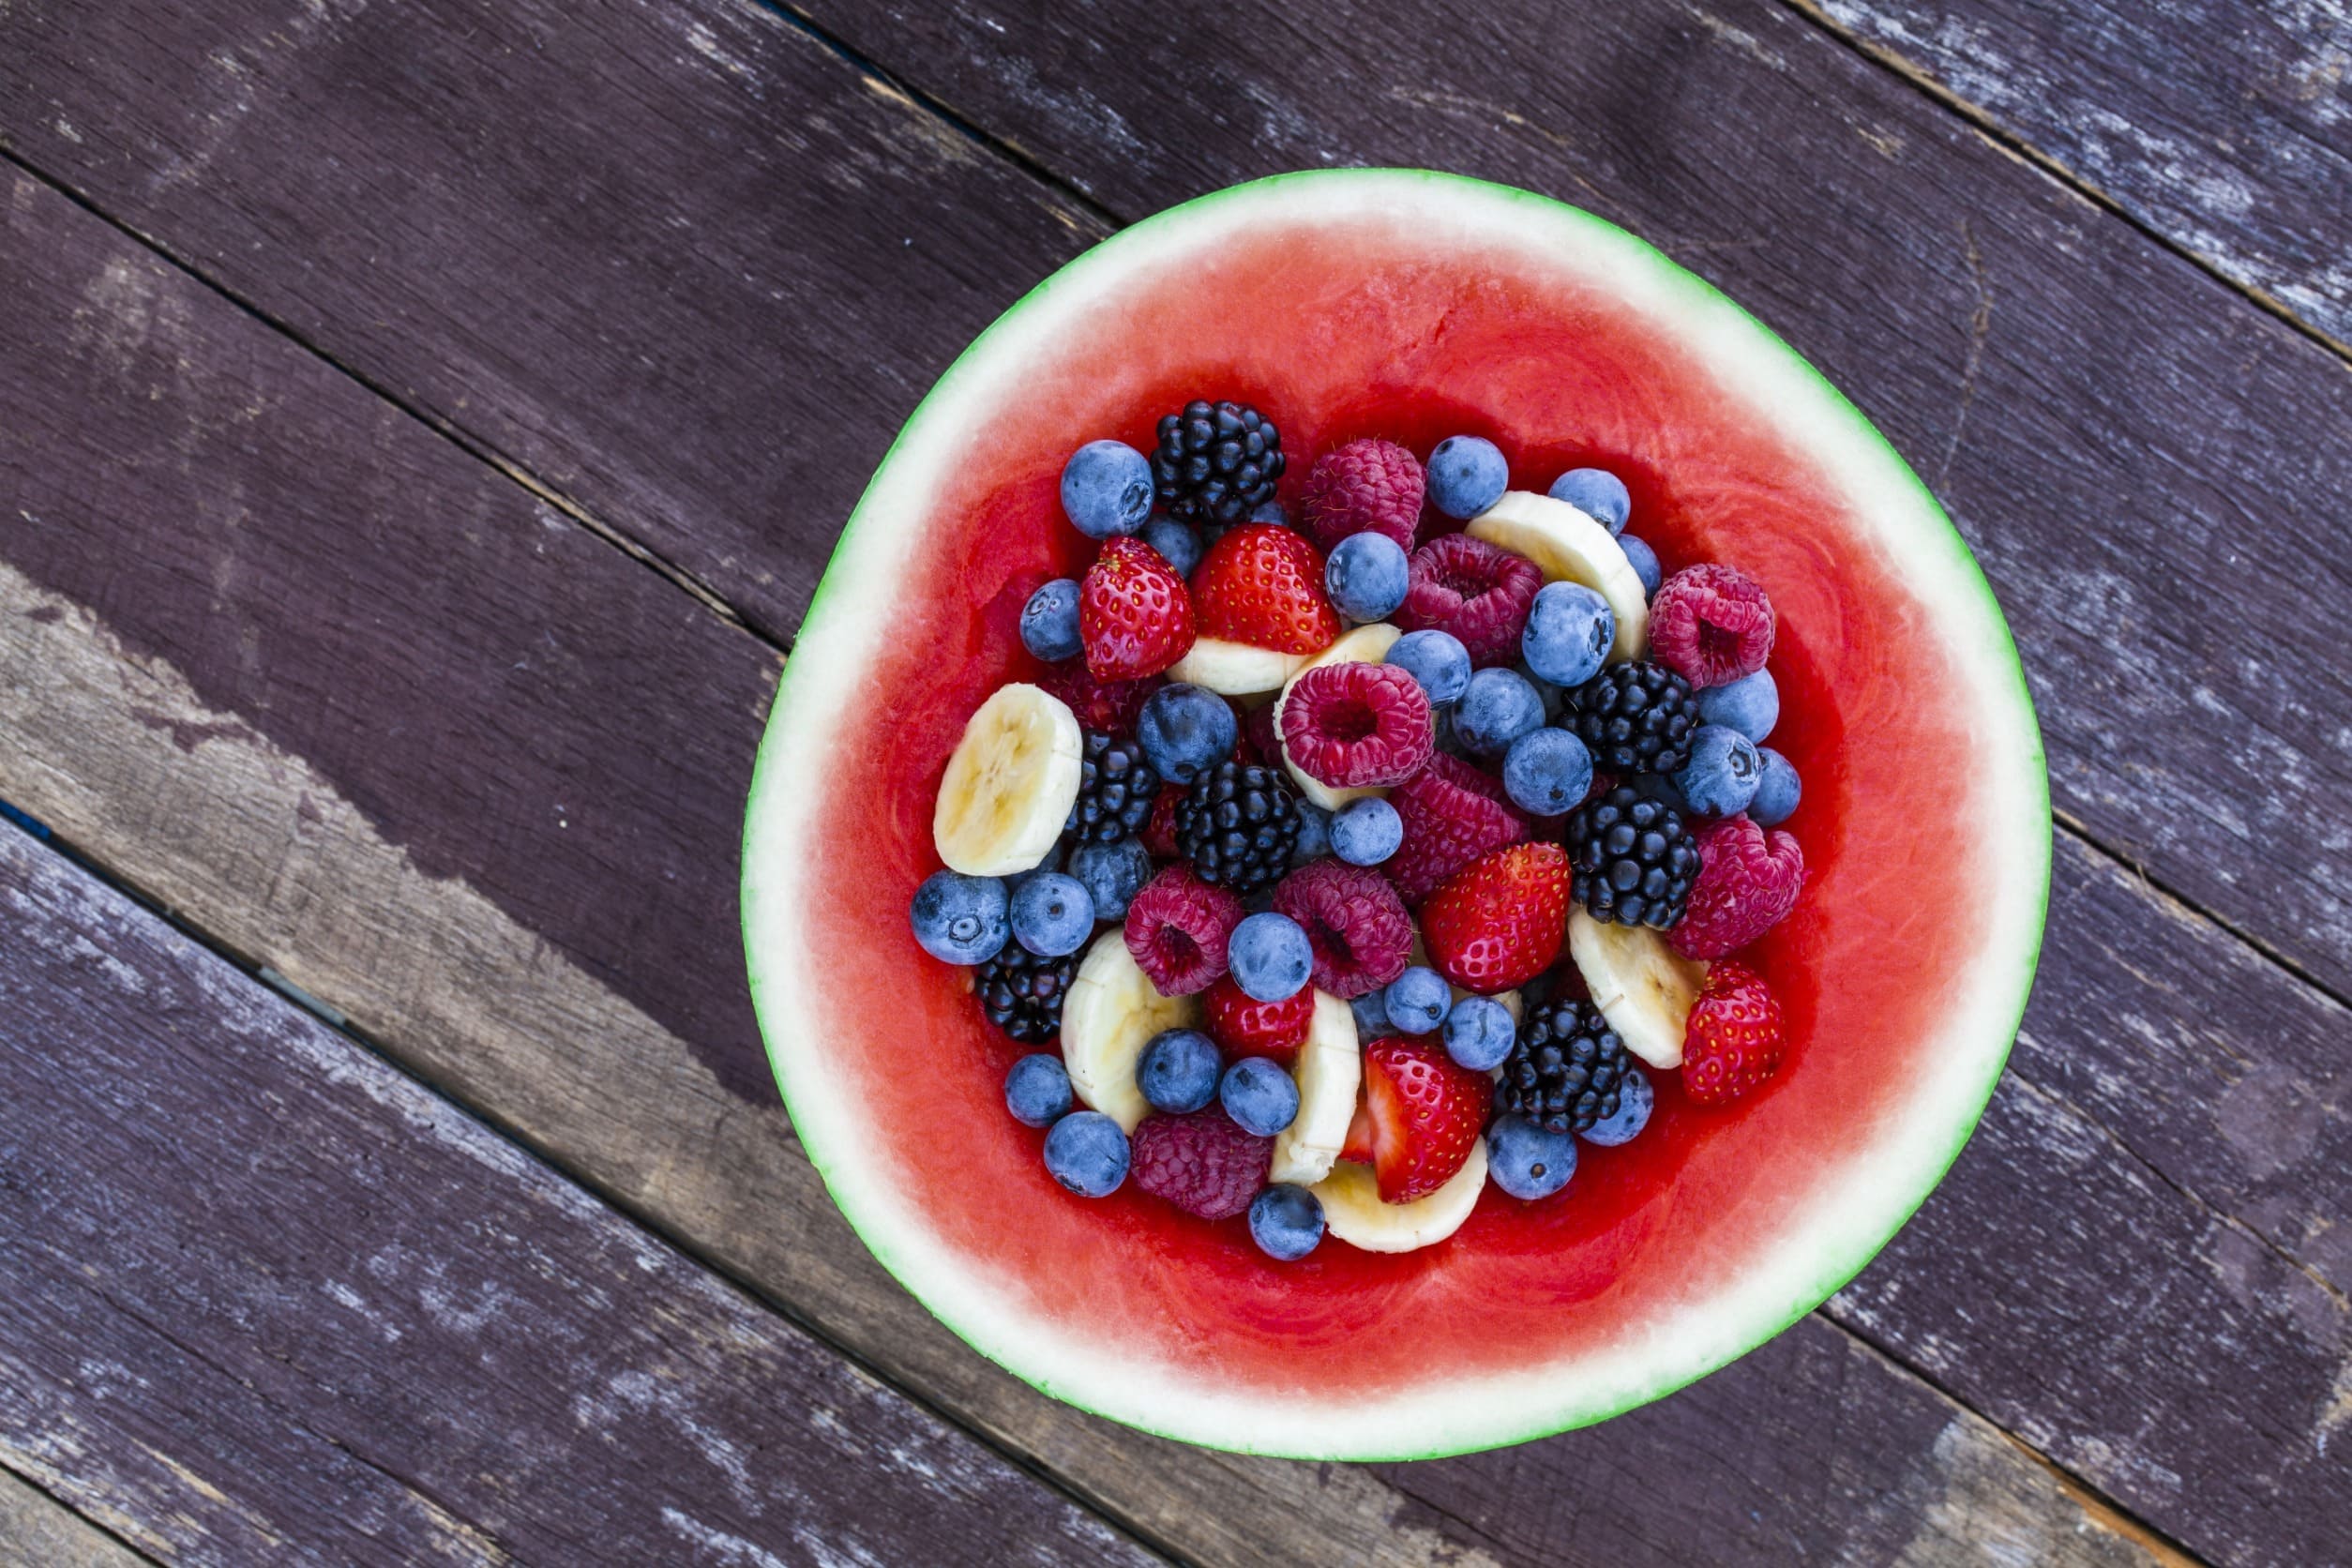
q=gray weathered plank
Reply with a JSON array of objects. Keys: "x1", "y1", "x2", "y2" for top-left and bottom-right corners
[
  {"x1": 7, "y1": 0, "x2": 2352, "y2": 1026},
  {"x1": 0, "y1": 1470, "x2": 152, "y2": 1568},
  {"x1": 0, "y1": 174, "x2": 2179, "y2": 1565},
  {"x1": 1793, "y1": 0, "x2": 2352, "y2": 346},
  {"x1": 0, "y1": 828, "x2": 1163, "y2": 1568}
]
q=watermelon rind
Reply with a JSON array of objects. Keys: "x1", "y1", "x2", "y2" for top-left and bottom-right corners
[{"x1": 742, "y1": 169, "x2": 2049, "y2": 1459}]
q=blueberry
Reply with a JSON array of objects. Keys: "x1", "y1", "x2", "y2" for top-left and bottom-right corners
[
  {"x1": 1249, "y1": 1184, "x2": 1325, "y2": 1260},
  {"x1": 1068, "y1": 838, "x2": 1152, "y2": 923},
  {"x1": 1136, "y1": 1028, "x2": 1221, "y2": 1114},
  {"x1": 1138, "y1": 683, "x2": 1237, "y2": 785},
  {"x1": 1521, "y1": 580, "x2": 1615, "y2": 688},
  {"x1": 909, "y1": 870, "x2": 1009, "y2": 964},
  {"x1": 1248, "y1": 499, "x2": 1289, "y2": 529},
  {"x1": 1019, "y1": 578, "x2": 1083, "y2": 662},
  {"x1": 1695, "y1": 668, "x2": 1778, "y2": 743},
  {"x1": 1547, "y1": 467, "x2": 1632, "y2": 535},
  {"x1": 1751, "y1": 748, "x2": 1802, "y2": 826},
  {"x1": 1580, "y1": 1065, "x2": 1652, "y2": 1146},
  {"x1": 1502, "y1": 728, "x2": 1594, "y2": 816},
  {"x1": 1349, "y1": 988, "x2": 1392, "y2": 1037},
  {"x1": 1619, "y1": 534, "x2": 1662, "y2": 599},
  {"x1": 1443, "y1": 996, "x2": 1515, "y2": 1072},
  {"x1": 1006, "y1": 837, "x2": 1066, "y2": 895},
  {"x1": 1383, "y1": 967, "x2": 1451, "y2": 1034},
  {"x1": 1330, "y1": 797, "x2": 1403, "y2": 866},
  {"x1": 1386, "y1": 628, "x2": 1472, "y2": 705},
  {"x1": 1061, "y1": 440, "x2": 1153, "y2": 539},
  {"x1": 1009, "y1": 870, "x2": 1094, "y2": 957},
  {"x1": 1453, "y1": 667, "x2": 1545, "y2": 755},
  {"x1": 1143, "y1": 514, "x2": 1203, "y2": 578},
  {"x1": 1431, "y1": 703, "x2": 1470, "y2": 757},
  {"x1": 1630, "y1": 770, "x2": 1691, "y2": 813},
  {"x1": 1487, "y1": 1114, "x2": 1576, "y2": 1199},
  {"x1": 1229, "y1": 912, "x2": 1313, "y2": 1002},
  {"x1": 1221, "y1": 1057, "x2": 1301, "y2": 1137},
  {"x1": 1290, "y1": 800, "x2": 1333, "y2": 865},
  {"x1": 1043, "y1": 1110, "x2": 1130, "y2": 1197},
  {"x1": 1515, "y1": 661, "x2": 1567, "y2": 726},
  {"x1": 1324, "y1": 532, "x2": 1410, "y2": 623},
  {"x1": 1426, "y1": 435, "x2": 1508, "y2": 520},
  {"x1": 1675, "y1": 725, "x2": 1762, "y2": 817},
  {"x1": 1004, "y1": 1054, "x2": 1074, "y2": 1128}
]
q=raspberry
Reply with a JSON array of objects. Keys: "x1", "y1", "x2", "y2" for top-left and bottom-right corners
[
  {"x1": 1670, "y1": 814, "x2": 1806, "y2": 958},
  {"x1": 1129, "y1": 1108, "x2": 1273, "y2": 1219},
  {"x1": 1203, "y1": 972, "x2": 1314, "y2": 1063},
  {"x1": 1272, "y1": 859, "x2": 1413, "y2": 999},
  {"x1": 1650, "y1": 564, "x2": 1775, "y2": 688},
  {"x1": 1681, "y1": 960, "x2": 1787, "y2": 1106},
  {"x1": 1395, "y1": 534, "x2": 1543, "y2": 668},
  {"x1": 1039, "y1": 665, "x2": 1164, "y2": 737},
  {"x1": 1386, "y1": 754, "x2": 1529, "y2": 904},
  {"x1": 1123, "y1": 864, "x2": 1244, "y2": 995},
  {"x1": 1279, "y1": 662, "x2": 1434, "y2": 789},
  {"x1": 1297, "y1": 438, "x2": 1425, "y2": 553}
]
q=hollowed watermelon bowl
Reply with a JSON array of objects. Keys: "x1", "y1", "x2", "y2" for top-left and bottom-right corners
[{"x1": 741, "y1": 169, "x2": 2048, "y2": 1459}]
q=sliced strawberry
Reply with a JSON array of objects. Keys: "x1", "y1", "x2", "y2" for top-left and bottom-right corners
[
  {"x1": 1359, "y1": 1037, "x2": 1491, "y2": 1202},
  {"x1": 1191, "y1": 523, "x2": 1340, "y2": 654},
  {"x1": 1202, "y1": 972, "x2": 1313, "y2": 1063},
  {"x1": 1421, "y1": 842, "x2": 1571, "y2": 993},
  {"x1": 1081, "y1": 535, "x2": 1194, "y2": 680},
  {"x1": 1340, "y1": 1095, "x2": 1376, "y2": 1165}
]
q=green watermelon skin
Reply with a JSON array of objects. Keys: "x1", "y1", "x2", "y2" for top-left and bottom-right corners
[{"x1": 743, "y1": 171, "x2": 2048, "y2": 1459}]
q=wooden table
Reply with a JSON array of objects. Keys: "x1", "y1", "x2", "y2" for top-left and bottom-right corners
[{"x1": 0, "y1": 2, "x2": 2344, "y2": 1562}]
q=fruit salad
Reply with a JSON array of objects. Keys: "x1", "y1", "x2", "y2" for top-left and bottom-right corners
[{"x1": 910, "y1": 403, "x2": 1808, "y2": 1262}]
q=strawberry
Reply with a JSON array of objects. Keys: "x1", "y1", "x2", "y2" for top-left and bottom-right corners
[
  {"x1": 1203, "y1": 972, "x2": 1313, "y2": 1063},
  {"x1": 1420, "y1": 842, "x2": 1571, "y2": 993},
  {"x1": 1081, "y1": 535, "x2": 1194, "y2": 680},
  {"x1": 1191, "y1": 523, "x2": 1340, "y2": 654},
  {"x1": 1355, "y1": 1037, "x2": 1491, "y2": 1202},
  {"x1": 1681, "y1": 961, "x2": 1787, "y2": 1106}
]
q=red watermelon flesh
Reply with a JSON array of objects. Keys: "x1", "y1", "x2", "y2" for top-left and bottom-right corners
[{"x1": 743, "y1": 172, "x2": 2046, "y2": 1458}]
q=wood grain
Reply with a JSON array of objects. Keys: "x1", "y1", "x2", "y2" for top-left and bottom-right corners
[
  {"x1": 6, "y1": 0, "x2": 2351, "y2": 1020},
  {"x1": 0, "y1": 830, "x2": 1164, "y2": 1568},
  {"x1": 0, "y1": 1470, "x2": 152, "y2": 1568},
  {"x1": 1794, "y1": 0, "x2": 2352, "y2": 346},
  {"x1": 0, "y1": 178, "x2": 2178, "y2": 1565}
]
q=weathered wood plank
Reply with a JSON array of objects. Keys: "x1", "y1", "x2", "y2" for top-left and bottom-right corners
[
  {"x1": 0, "y1": 830, "x2": 1164, "y2": 1568},
  {"x1": 0, "y1": 1470, "x2": 153, "y2": 1568},
  {"x1": 1793, "y1": 0, "x2": 2352, "y2": 346},
  {"x1": 0, "y1": 179, "x2": 2179, "y2": 1565},
  {"x1": 7, "y1": 0, "x2": 2351, "y2": 1024}
]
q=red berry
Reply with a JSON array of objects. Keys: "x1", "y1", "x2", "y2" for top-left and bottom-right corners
[
  {"x1": 1681, "y1": 961, "x2": 1787, "y2": 1105},
  {"x1": 1421, "y1": 842, "x2": 1571, "y2": 993},
  {"x1": 1272, "y1": 859, "x2": 1413, "y2": 1000},
  {"x1": 1139, "y1": 784, "x2": 1184, "y2": 860},
  {"x1": 1123, "y1": 864, "x2": 1243, "y2": 996},
  {"x1": 1359, "y1": 1037, "x2": 1490, "y2": 1202},
  {"x1": 1130, "y1": 1108, "x2": 1272, "y2": 1219},
  {"x1": 1395, "y1": 534, "x2": 1542, "y2": 668},
  {"x1": 1671, "y1": 814, "x2": 1806, "y2": 959},
  {"x1": 1038, "y1": 665, "x2": 1165, "y2": 736},
  {"x1": 1203, "y1": 973, "x2": 1313, "y2": 1063},
  {"x1": 1278, "y1": 661, "x2": 1434, "y2": 788},
  {"x1": 1297, "y1": 438, "x2": 1425, "y2": 553},
  {"x1": 1650, "y1": 564, "x2": 1775, "y2": 688},
  {"x1": 1244, "y1": 699, "x2": 1282, "y2": 770},
  {"x1": 1385, "y1": 754, "x2": 1530, "y2": 904},
  {"x1": 1081, "y1": 535, "x2": 1195, "y2": 681},
  {"x1": 1191, "y1": 523, "x2": 1341, "y2": 654}
]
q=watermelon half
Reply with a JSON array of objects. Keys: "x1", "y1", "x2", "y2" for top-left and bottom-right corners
[{"x1": 741, "y1": 170, "x2": 2048, "y2": 1458}]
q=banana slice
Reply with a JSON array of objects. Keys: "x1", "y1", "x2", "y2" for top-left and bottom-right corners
[
  {"x1": 1060, "y1": 929, "x2": 1199, "y2": 1132},
  {"x1": 1168, "y1": 636, "x2": 1309, "y2": 696},
  {"x1": 1269, "y1": 988, "x2": 1361, "y2": 1186},
  {"x1": 1567, "y1": 908, "x2": 1709, "y2": 1068},
  {"x1": 1313, "y1": 1141, "x2": 1489, "y2": 1254},
  {"x1": 1467, "y1": 491, "x2": 1649, "y2": 662},
  {"x1": 932, "y1": 683, "x2": 1083, "y2": 876},
  {"x1": 1272, "y1": 622, "x2": 1407, "y2": 810}
]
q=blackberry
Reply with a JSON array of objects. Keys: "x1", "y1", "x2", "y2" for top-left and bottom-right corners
[
  {"x1": 973, "y1": 943, "x2": 1078, "y2": 1044},
  {"x1": 1565, "y1": 785, "x2": 1699, "y2": 928},
  {"x1": 1570, "y1": 661, "x2": 1699, "y2": 774},
  {"x1": 1153, "y1": 400, "x2": 1286, "y2": 527},
  {"x1": 1174, "y1": 761, "x2": 1301, "y2": 897},
  {"x1": 1496, "y1": 999, "x2": 1633, "y2": 1136},
  {"x1": 1065, "y1": 731, "x2": 1160, "y2": 845}
]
